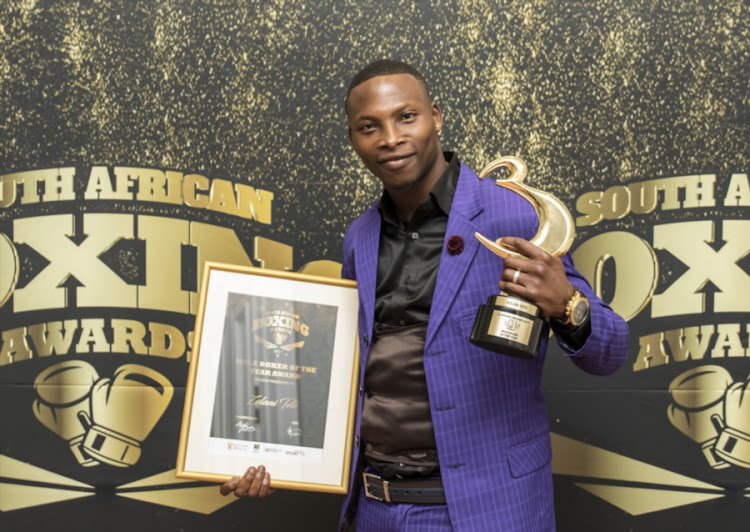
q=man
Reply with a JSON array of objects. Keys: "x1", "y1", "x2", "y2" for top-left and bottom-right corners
[{"x1": 222, "y1": 59, "x2": 629, "y2": 531}]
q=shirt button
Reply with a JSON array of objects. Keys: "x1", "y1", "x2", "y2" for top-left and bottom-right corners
[{"x1": 411, "y1": 232, "x2": 419, "y2": 239}]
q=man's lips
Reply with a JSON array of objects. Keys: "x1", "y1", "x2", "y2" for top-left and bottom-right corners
[{"x1": 378, "y1": 153, "x2": 414, "y2": 170}]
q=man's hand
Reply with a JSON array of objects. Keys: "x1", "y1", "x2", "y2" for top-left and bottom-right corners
[
  {"x1": 496, "y1": 237, "x2": 574, "y2": 320},
  {"x1": 220, "y1": 465, "x2": 276, "y2": 498}
]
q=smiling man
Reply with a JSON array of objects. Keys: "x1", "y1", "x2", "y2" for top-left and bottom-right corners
[
  {"x1": 345, "y1": 65, "x2": 447, "y2": 221},
  {"x1": 222, "y1": 59, "x2": 629, "y2": 532}
]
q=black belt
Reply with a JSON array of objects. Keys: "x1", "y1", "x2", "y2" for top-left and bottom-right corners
[{"x1": 363, "y1": 472, "x2": 446, "y2": 504}]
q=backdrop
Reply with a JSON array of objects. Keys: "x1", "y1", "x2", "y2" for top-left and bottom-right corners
[{"x1": 1, "y1": 0, "x2": 748, "y2": 530}]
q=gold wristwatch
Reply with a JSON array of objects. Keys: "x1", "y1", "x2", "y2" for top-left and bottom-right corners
[{"x1": 561, "y1": 289, "x2": 590, "y2": 327}]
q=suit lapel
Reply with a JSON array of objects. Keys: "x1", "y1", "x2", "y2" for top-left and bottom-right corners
[
  {"x1": 426, "y1": 163, "x2": 485, "y2": 346},
  {"x1": 353, "y1": 207, "x2": 381, "y2": 335}
]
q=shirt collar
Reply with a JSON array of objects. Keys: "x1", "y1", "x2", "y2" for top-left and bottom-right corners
[{"x1": 378, "y1": 152, "x2": 459, "y2": 224}]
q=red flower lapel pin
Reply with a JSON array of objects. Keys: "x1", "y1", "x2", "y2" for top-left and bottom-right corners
[{"x1": 446, "y1": 235, "x2": 464, "y2": 255}]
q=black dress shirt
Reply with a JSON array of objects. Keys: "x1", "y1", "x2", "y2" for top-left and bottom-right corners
[{"x1": 374, "y1": 152, "x2": 459, "y2": 325}]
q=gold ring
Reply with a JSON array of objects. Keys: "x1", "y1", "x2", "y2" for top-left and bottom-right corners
[{"x1": 512, "y1": 270, "x2": 521, "y2": 284}]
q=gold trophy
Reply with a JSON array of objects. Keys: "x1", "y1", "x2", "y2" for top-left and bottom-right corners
[{"x1": 469, "y1": 156, "x2": 575, "y2": 358}]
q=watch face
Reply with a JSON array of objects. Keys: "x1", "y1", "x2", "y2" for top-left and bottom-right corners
[{"x1": 571, "y1": 300, "x2": 589, "y2": 325}]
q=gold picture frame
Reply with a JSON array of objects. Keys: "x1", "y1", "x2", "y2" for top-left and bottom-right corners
[{"x1": 176, "y1": 261, "x2": 359, "y2": 494}]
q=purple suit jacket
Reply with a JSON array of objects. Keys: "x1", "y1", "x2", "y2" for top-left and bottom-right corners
[{"x1": 339, "y1": 162, "x2": 629, "y2": 531}]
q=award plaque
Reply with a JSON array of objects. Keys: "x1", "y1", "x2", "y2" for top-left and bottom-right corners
[
  {"x1": 470, "y1": 156, "x2": 575, "y2": 358},
  {"x1": 176, "y1": 262, "x2": 359, "y2": 494}
]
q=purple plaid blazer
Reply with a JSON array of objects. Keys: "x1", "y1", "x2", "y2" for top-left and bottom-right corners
[{"x1": 339, "y1": 162, "x2": 629, "y2": 531}]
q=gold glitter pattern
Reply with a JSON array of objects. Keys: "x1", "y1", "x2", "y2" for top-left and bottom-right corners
[{"x1": 0, "y1": 0, "x2": 747, "y2": 257}]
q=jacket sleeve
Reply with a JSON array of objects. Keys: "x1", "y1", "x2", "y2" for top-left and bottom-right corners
[{"x1": 555, "y1": 252, "x2": 630, "y2": 376}]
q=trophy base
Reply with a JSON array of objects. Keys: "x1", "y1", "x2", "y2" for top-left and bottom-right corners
[{"x1": 470, "y1": 294, "x2": 544, "y2": 359}]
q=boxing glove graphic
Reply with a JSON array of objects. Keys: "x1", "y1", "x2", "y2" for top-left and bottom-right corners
[
  {"x1": 713, "y1": 380, "x2": 750, "y2": 468},
  {"x1": 81, "y1": 364, "x2": 173, "y2": 467},
  {"x1": 33, "y1": 360, "x2": 100, "y2": 467},
  {"x1": 667, "y1": 365, "x2": 732, "y2": 469}
]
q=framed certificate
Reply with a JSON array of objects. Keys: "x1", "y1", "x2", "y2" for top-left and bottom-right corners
[{"x1": 176, "y1": 261, "x2": 359, "y2": 494}]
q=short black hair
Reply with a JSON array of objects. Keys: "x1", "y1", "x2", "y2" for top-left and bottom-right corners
[{"x1": 345, "y1": 59, "x2": 431, "y2": 109}]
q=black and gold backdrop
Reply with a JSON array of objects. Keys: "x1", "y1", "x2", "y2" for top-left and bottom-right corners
[{"x1": 1, "y1": 0, "x2": 748, "y2": 530}]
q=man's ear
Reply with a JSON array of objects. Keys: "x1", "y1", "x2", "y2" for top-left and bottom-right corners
[{"x1": 432, "y1": 102, "x2": 443, "y2": 133}]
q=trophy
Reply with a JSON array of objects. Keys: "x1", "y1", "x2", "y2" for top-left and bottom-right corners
[{"x1": 469, "y1": 156, "x2": 575, "y2": 358}]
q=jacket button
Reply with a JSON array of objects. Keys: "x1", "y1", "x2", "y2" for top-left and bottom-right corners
[
  {"x1": 363, "y1": 334, "x2": 369, "y2": 347},
  {"x1": 355, "y1": 436, "x2": 360, "y2": 448}
]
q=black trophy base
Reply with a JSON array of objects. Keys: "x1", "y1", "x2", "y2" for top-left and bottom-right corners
[{"x1": 470, "y1": 294, "x2": 544, "y2": 359}]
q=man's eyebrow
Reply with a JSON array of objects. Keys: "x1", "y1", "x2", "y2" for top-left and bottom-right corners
[{"x1": 353, "y1": 104, "x2": 417, "y2": 122}]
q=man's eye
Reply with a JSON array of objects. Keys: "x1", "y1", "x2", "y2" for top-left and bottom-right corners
[{"x1": 403, "y1": 112, "x2": 415, "y2": 120}]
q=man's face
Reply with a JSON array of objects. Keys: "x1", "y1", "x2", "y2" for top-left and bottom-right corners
[{"x1": 346, "y1": 74, "x2": 443, "y2": 193}]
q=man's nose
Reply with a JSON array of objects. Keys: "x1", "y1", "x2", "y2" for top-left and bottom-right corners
[{"x1": 379, "y1": 123, "x2": 402, "y2": 148}]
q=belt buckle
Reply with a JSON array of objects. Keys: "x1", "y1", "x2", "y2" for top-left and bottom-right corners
[{"x1": 363, "y1": 472, "x2": 391, "y2": 502}]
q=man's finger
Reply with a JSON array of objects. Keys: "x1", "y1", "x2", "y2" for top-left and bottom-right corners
[
  {"x1": 231, "y1": 466, "x2": 257, "y2": 497},
  {"x1": 257, "y1": 472, "x2": 275, "y2": 497},
  {"x1": 498, "y1": 236, "x2": 548, "y2": 260},
  {"x1": 240, "y1": 465, "x2": 267, "y2": 497},
  {"x1": 219, "y1": 476, "x2": 240, "y2": 496}
]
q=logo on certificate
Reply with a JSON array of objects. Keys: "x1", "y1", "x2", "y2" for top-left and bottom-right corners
[{"x1": 253, "y1": 310, "x2": 310, "y2": 356}]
